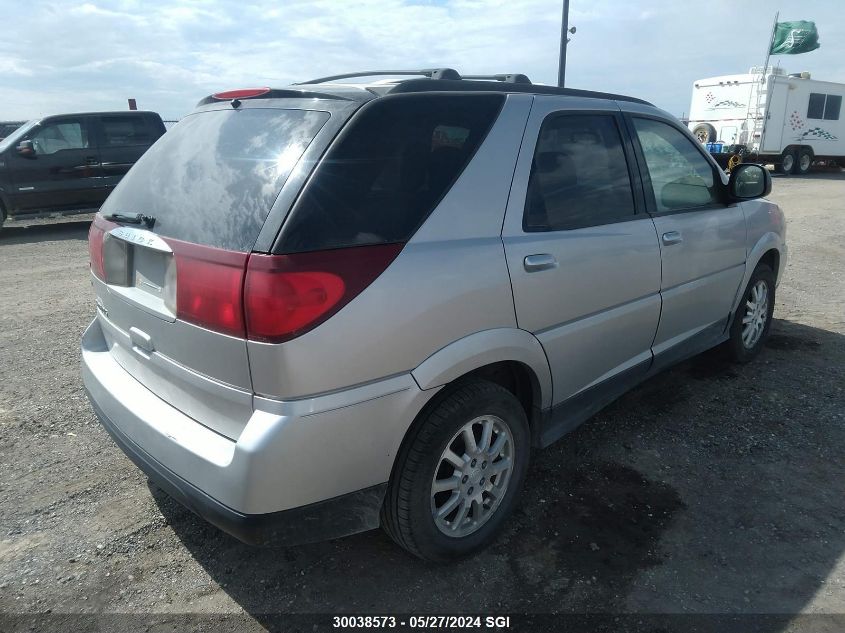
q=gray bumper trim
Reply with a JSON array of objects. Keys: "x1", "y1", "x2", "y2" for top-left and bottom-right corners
[{"x1": 86, "y1": 387, "x2": 387, "y2": 546}]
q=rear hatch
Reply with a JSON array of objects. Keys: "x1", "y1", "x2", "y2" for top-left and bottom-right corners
[{"x1": 88, "y1": 104, "x2": 333, "y2": 439}]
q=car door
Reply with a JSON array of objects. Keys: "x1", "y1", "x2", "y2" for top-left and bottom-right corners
[
  {"x1": 502, "y1": 97, "x2": 663, "y2": 422},
  {"x1": 626, "y1": 112, "x2": 747, "y2": 363},
  {"x1": 95, "y1": 114, "x2": 157, "y2": 198},
  {"x1": 7, "y1": 116, "x2": 102, "y2": 212}
]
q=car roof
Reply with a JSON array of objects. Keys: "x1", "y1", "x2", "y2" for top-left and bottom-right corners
[{"x1": 197, "y1": 68, "x2": 653, "y2": 107}]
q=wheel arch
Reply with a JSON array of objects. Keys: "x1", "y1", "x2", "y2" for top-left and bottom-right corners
[
  {"x1": 758, "y1": 248, "x2": 780, "y2": 278},
  {"x1": 384, "y1": 332, "x2": 550, "y2": 517},
  {"x1": 782, "y1": 144, "x2": 814, "y2": 158},
  {"x1": 395, "y1": 329, "x2": 553, "y2": 461},
  {"x1": 411, "y1": 328, "x2": 553, "y2": 411},
  {"x1": 731, "y1": 234, "x2": 785, "y2": 315}
]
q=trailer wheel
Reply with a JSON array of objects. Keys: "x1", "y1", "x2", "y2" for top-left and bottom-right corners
[
  {"x1": 776, "y1": 150, "x2": 797, "y2": 175},
  {"x1": 796, "y1": 149, "x2": 813, "y2": 175},
  {"x1": 692, "y1": 123, "x2": 716, "y2": 144}
]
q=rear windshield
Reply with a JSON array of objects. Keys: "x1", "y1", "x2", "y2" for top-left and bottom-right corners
[
  {"x1": 99, "y1": 108, "x2": 330, "y2": 252},
  {"x1": 277, "y1": 93, "x2": 505, "y2": 253}
]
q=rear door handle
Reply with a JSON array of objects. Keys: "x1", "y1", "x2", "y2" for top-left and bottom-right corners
[
  {"x1": 85, "y1": 156, "x2": 99, "y2": 165},
  {"x1": 662, "y1": 231, "x2": 683, "y2": 245},
  {"x1": 523, "y1": 254, "x2": 558, "y2": 272}
]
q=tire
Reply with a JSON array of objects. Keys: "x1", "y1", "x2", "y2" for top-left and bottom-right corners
[
  {"x1": 776, "y1": 150, "x2": 797, "y2": 175},
  {"x1": 692, "y1": 123, "x2": 716, "y2": 144},
  {"x1": 381, "y1": 379, "x2": 530, "y2": 562},
  {"x1": 724, "y1": 263, "x2": 776, "y2": 363},
  {"x1": 796, "y1": 149, "x2": 813, "y2": 175}
]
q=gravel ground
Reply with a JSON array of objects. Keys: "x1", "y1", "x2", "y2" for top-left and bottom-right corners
[{"x1": 0, "y1": 173, "x2": 843, "y2": 632}]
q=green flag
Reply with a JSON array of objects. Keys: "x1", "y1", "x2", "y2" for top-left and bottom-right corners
[{"x1": 770, "y1": 20, "x2": 820, "y2": 55}]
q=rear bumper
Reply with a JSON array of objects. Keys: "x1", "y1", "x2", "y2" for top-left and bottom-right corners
[
  {"x1": 87, "y1": 390, "x2": 385, "y2": 545},
  {"x1": 81, "y1": 318, "x2": 431, "y2": 545}
]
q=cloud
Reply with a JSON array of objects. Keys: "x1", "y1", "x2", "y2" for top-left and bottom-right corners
[{"x1": 0, "y1": 0, "x2": 843, "y2": 120}]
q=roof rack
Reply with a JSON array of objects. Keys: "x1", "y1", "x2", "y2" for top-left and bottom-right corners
[
  {"x1": 462, "y1": 74, "x2": 532, "y2": 84},
  {"x1": 296, "y1": 68, "x2": 462, "y2": 85},
  {"x1": 385, "y1": 79, "x2": 653, "y2": 106}
]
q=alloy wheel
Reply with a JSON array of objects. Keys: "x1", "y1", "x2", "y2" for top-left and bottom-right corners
[
  {"x1": 742, "y1": 279, "x2": 769, "y2": 348},
  {"x1": 430, "y1": 415, "x2": 514, "y2": 538}
]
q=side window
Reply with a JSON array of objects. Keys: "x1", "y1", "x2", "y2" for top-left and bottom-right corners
[
  {"x1": 824, "y1": 95, "x2": 841, "y2": 121},
  {"x1": 523, "y1": 114, "x2": 635, "y2": 232},
  {"x1": 30, "y1": 120, "x2": 89, "y2": 155},
  {"x1": 100, "y1": 116, "x2": 152, "y2": 147},
  {"x1": 632, "y1": 118, "x2": 720, "y2": 212},
  {"x1": 278, "y1": 94, "x2": 504, "y2": 253},
  {"x1": 807, "y1": 93, "x2": 825, "y2": 119},
  {"x1": 808, "y1": 93, "x2": 841, "y2": 121}
]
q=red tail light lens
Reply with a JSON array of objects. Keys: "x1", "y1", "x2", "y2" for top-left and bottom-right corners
[
  {"x1": 88, "y1": 216, "x2": 117, "y2": 280},
  {"x1": 244, "y1": 244, "x2": 403, "y2": 343},
  {"x1": 168, "y1": 240, "x2": 249, "y2": 337},
  {"x1": 143, "y1": 239, "x2": 401, "y2": 342}
]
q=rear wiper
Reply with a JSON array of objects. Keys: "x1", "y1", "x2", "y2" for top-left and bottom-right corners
[{"x1": 102, "y1": 212, "x2": 155, "y2": 229}]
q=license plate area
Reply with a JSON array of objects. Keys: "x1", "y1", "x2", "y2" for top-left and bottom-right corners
[
  {"x1": 132, "y1": 245, "x2": 170, "y2": 301},
  {"x1": 104, "y1": 227, "x2": 176, "y2": 321}
]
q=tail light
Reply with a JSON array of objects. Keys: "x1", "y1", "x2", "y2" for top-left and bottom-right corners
[
  {"x1": 168, "y1": 240, "x2": 249, "y2": 337},
  {"x1": 244, "y1": 244, "x2": 403, "y2": 343},
  {"x1": 88, "y1": 216, "x2": 118, "y2": 281},
  {"x1": 165, "y1": 240, "x2": 402, "y2": 342},
  {"x1": 92, "y1": 216, "x2": 401, "y2": 341}
]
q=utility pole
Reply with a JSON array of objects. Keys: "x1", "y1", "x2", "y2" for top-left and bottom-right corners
[{"x1": 557, "y1": 0, "x2": 572, "y2": 87}]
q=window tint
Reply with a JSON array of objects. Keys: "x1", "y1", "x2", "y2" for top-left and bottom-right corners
[
  {"x1": 99, "y1": 108, "x2": 330, "y2": 252},
  {"x1": 277, "y1": 94, "x2": 504, "y2": 253},
  {"x1": 824, "y1": 94, "x2": 842, "y2": 121},
  {"x1": 101, "y1": 116, "x2": 151, "y2": 146},
  {"x1": 523, "y1": 114, "x2": 634, "y2": 232},
  {"x1": 633, "y1": 118, "x2": 720, "y2": 212},
  {"x1": 31, "y1": 120, "x2": 88, "y2": 155},
  {"x1": 807, "y1": 93, "x2": 825, "y2": 119}
]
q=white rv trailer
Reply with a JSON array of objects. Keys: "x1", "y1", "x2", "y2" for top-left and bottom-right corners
[{"x1": 688, "y1": 67, "x2": 845, "y2": 174}]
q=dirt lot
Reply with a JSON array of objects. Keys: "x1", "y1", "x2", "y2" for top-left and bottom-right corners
[{"x1": 1, "y1": 174, "x2": 844, "y2": 632}]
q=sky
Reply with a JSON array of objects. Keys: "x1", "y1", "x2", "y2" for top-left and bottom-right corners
[{"x1": 1, "y1": 0, "x2": 843, "y2": 122}]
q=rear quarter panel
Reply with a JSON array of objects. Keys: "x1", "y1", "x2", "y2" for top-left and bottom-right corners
[{"x1": 247, "y1": 95, "x2": 535, "y2": 399}]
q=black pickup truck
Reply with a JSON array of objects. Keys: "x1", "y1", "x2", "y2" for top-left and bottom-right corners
[{"x1": 0, "y1": 111, "x2": 165, "y2": 228}]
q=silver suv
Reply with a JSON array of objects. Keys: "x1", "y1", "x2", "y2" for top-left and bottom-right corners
[{"x1": 82, "y1": 69, "x2": 786, "y2": 562}]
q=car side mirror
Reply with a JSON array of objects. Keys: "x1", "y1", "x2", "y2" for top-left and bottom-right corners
[
  {"x1": 16, "y1": 139, "x2": 35, "y2": 157},
  {"x1": 728, "y1": 163, "x2": 771, "y2": 201}
]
